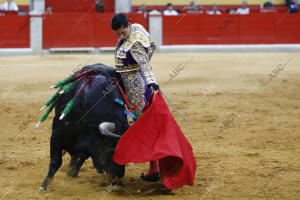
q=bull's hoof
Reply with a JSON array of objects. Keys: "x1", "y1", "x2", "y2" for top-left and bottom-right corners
[
  {"x1": 67, "y1": 168, "x2": 78, "y2": 177},
  {"x1": 39, "y1": 186, "x2": 49, "y2": 192},
  {"x1": 111, "y1": 181, "x2": 125, "y2": 191},
  {"x1": 139, "y1": 172, "x2": 161, "y2": 182},
  {"x1": 96, "y1": 168, "x2": 103, "y2": 174}
]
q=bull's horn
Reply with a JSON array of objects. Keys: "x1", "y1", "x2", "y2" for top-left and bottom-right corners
[{"x1": 99, "y1": 122, "x2": 121, "y2": 138}]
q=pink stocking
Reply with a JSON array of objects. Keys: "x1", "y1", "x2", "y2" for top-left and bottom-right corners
[{"x1": 145, "y1": 160, "x2": 159, "y2": 176}]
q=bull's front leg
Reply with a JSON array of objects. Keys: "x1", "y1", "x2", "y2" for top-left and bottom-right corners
[{"x1": 39, "y1": 134, "x2": 63, "y2": 192}]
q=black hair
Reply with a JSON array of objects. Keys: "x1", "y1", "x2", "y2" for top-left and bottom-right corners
[
  {"x1": 111, "y1": 13, "x2": 129, "y2": 30},
  {"x1": 167, "y1": 3, "x2": 172, "y2": 7}
]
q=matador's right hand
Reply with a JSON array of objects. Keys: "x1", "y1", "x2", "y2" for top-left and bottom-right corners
[{"x1": 148, "y1": 83, "x2": 160, "y2": 93}]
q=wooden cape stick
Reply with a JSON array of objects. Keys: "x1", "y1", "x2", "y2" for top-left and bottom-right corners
[{"x1": 159, "y1": 88, "x2": 188, "y2": 122}]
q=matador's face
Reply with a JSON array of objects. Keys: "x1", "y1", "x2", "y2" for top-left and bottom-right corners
[{"x1": 114, "y1": 23, "x2": 131, "y2": 41}]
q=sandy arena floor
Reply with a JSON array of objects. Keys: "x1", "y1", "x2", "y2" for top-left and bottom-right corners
[{"x1": 0, "y1": 53, "x2": 299, "y2": 200}]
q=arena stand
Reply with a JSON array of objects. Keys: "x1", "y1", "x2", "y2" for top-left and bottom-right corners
[
  {"x1": 0, "y1": 0, "x2": 299, "y2": 55},
  {"x1": 131, "y1": 4, "x2": 288, "y2": 14}
]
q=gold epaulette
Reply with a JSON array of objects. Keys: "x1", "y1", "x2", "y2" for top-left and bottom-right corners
[{"x1": 122, "y1": 31, "x2": 151, "y2": 52}]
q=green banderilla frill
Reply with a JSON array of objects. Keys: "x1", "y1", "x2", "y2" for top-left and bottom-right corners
[
  {"x1": 37, "y1": 81, "x2": 77, "y2": 128},
  {"x1": 37, "y1": 68, "x2": 100, "y2": 128},
  {"x1": 41, "y1": 82, "x2": 76, "y2": 111},
  {"x1": 61, "y1": 81, "x2": 76, "y2": 94},
  {"x1": 51, "y1": 76, "x2": 76, "y2": 88},
  {"x1": 35, "y1": 98, "x2": 59, "y2": 128},
  {"x1": 44, "y1": 89, "x2": 62, "y2": 107},
  {"x1": 59, "y1": 98, "x2": 75, "y2": 120},
  {"x1": 40, "y1": 99, "x2": 59, "y2": 122}
]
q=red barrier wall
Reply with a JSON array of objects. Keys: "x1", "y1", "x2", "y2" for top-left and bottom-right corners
[
  {"x1": 163, "y1": 13, "x2": 300, "y2": 45},
  {"x1": 2, "y1": 12, "x2": 299, "y2": 49},
  {"x1": 42, "y1": 13, "x2": 148, "y2": 49},
  {"x1": 0, "y1": 15, "x2": 30, "y2": 48},
  {"x1": 102, "y1": 0, "x2": 114, "y2": 12}
]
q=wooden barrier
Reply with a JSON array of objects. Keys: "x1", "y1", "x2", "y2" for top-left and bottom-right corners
[
  {"x1": 42, "y1": 13, "x2": 148, "y2": 49},
  {"x1": 1, "y1": 12, "x2": 300, "y2": 49},
  {"x1": 0, "y1": 15, "x2": 30, "y2": 48}
]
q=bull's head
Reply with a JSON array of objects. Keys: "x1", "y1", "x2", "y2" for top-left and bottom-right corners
[
  {"x1": 99, "y1": 122, "x2": 121, "y2": 138},
  {"x1": 91, "y1": 122, "x2": 125, "y2": 186}
]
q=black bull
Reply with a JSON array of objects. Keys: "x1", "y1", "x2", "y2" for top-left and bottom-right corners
[{"x1": 40, "y1": 64, "x2": 130, "y2": 192}]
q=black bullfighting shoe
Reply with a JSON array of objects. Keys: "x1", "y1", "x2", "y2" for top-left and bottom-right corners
[{"x1": 139, "y1": 172, "x2": 161, "y2": 182}]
